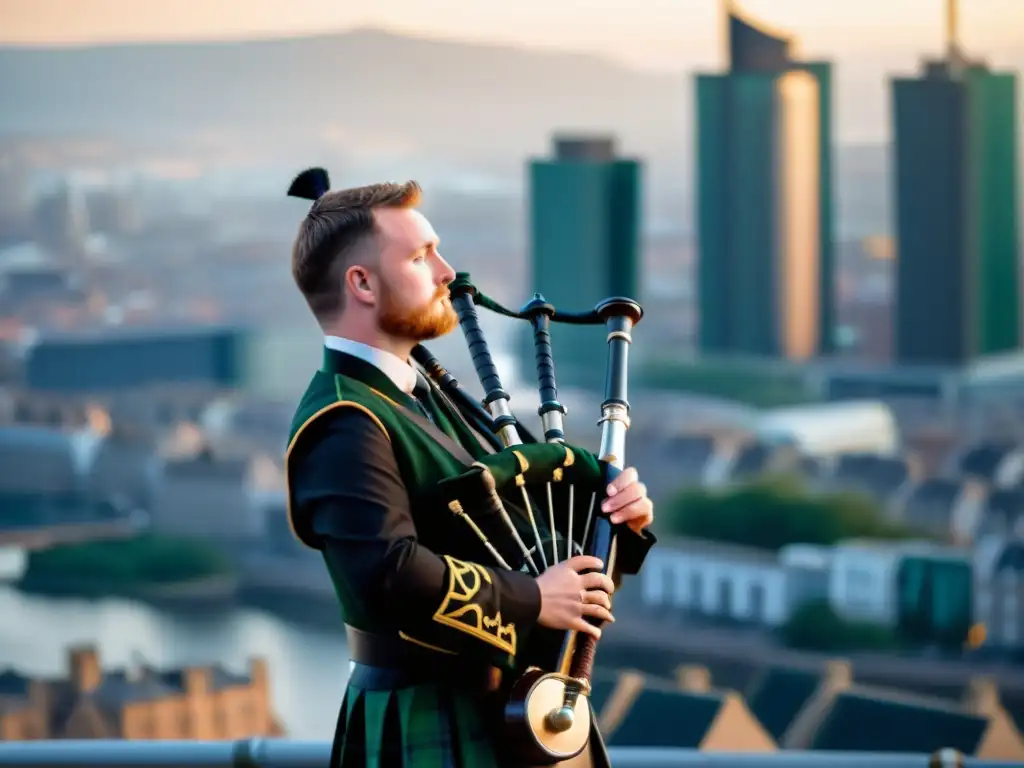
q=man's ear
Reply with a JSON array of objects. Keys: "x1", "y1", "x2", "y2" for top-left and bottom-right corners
[{"x1": 344, "y1": 266, "x2": 376, "y2": 306}]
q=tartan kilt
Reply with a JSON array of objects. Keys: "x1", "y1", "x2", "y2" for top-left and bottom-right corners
[
  {"x1": 330, "y1": 670, "x2": 503, "y2": 768},
  {"x1": 330, "y1": 664, "x2": 611, "y2": 768}
]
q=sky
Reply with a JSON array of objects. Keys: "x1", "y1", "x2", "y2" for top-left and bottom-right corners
[{"x1": 0, "y1": 0, "x2": 1021, "y2": 72}]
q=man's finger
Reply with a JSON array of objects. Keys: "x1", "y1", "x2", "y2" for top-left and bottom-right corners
[
  {"x1": 610, "y1": 496, "x2": 654, "y2": 524},
  {"x1": 573, "y1": 618, "x2": 603, "y2": 639},
  {"x1": 582, "y1": 604, "x2": 615, "y2": 623},
  {"x1": 607, "y1": 466, "x2": 638, "y2": 495},
  {"x1": 603, "y1": 481, "x2": 646, "y2": 513},
  {"x1": 566, "y1": 555, "x2": 603, "y2": 573},
  {"x1": 582, "y1": 589, "x2": 613, "y2": 610},
  {"x1": 580, "y1": 571, "x2": 615, "y2": 594}
]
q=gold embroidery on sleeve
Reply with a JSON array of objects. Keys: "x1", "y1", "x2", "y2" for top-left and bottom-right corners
[{"x1": 432, "y1": 555, "x2": 517, "y2": 655}]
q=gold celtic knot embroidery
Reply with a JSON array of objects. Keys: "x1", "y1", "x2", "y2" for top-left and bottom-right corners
[{"x1": 432, "y1": 555, "x2": 517, "y2": 655}]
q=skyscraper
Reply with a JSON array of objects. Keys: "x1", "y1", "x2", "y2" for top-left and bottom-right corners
[
  {"x1": 695, "y1": 1, "x2": 835, "y2": 360},
  {"x1": 524, "y1": 135, "x2": 642, "y2": 387},
  {"x1": 892, "y1": 0, "x2": 1020, "y2": 366}
]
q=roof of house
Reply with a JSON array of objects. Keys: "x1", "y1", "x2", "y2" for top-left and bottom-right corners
[
  {"x1": 810, "y1": 687, "x2": 989, "y2": 753},
  {"x1": 606, "y1": 680, "x2": 725, "y2": 749},
  {"x1": 744, "y1": 665, "x2": 822, "y2": 741}
]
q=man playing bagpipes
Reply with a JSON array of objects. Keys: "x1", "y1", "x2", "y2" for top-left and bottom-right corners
[{"x1": 283, "y1": 168, "x2": 656, "y2": 768}]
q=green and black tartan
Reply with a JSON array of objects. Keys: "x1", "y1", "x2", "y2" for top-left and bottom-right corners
[{"x1": 331, "y1": 673, "x2": 501, "y2": 768}]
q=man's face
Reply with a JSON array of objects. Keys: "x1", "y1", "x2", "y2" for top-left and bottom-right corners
[{"x1": 372, "y1": 207, "x2": 458, "y2": 342}]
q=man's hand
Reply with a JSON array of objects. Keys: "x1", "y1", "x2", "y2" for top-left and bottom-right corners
[
  {"x1": 602, "y1": 466, "x2": 654, "y2": 534},
  {"x1": 534, "y1": 555, "x2": 615, "y2": 639}
]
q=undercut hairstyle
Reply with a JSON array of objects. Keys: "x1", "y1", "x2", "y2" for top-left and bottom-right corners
[{"x1": 291, "y1": 181, "x2": 422, "y2": 320}]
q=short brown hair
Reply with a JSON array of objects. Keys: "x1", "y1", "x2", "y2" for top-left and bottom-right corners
[{"x1": 291, "y1": 181, "x2": 422, "y2": 320}]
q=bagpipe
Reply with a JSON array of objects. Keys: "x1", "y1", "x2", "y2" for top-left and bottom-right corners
[{"x1": 288, "y1": 168, "x2": 643, "y2": 765}]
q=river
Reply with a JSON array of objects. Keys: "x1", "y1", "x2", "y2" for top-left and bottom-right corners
[{"x1": 0, "y1": 586, "x2": 352, "y2": 740}]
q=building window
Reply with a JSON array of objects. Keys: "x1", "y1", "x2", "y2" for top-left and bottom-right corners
[
  {"x1": 749, "y1": 583, "x2": 766, "y2": 623},
  {"x1": 717, "y1": 579, "x2": 733, "y2": 617},
  {"x1": 1004, "y1": 590, "x2": 1019, "y2": 645},
  {"x1": 240, "y1": 701, "x2": 254, "y2": 732},
  {"x1": 846, "y1": 567, "x2": 875, "y2": 611},
  {"x1": 661, "y1": 566, "x2": 675, "y2": 606},
  {"x1": 689, "y1": 572, "x2": 703, "y2": 612},
  {"x1": 213, "y1": 709, "x2": 227, "y2": 736}
]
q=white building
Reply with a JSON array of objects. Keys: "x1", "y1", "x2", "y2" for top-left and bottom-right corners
[
  {"x1": 974, "y1": 535, "x2": 1024, "y2": 650},
  {"x1": 638, "y1": 536, "x2": 827, "y2": 627},
  {"x1": 827, "y1": 538, "x2": 972, "y2": 626},
  {"x1": 755, "y1": 400, "x2": 900, "y2": 459},
  {"x1": 637, "y1": 535, "x2": 973, "y2": 632}
]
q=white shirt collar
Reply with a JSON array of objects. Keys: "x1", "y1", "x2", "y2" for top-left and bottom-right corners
[{"x1": 324, "y1": 335, "x2": 418, "y2": 395}]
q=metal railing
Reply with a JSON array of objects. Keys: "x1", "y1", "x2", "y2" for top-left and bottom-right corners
[{"x1": 0, "y1": 740, "x2": 1016, "y2": 768}]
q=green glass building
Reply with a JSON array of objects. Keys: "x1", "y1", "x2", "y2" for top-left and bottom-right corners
[
  {"x1": 892, "y1": 55, "x2": 1020, "y2": 365},
  {"x1": 695, "y1": 4, "x2": 835, "y2": 360},
  {"x1": 895, "y1": 552, "x2": 974, "y2": 652},
  {"x1": 524, "y1": 135, "x2": 642, "y2": 388}
]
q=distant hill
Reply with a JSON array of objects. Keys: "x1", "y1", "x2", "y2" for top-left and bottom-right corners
[{"x1": 0, "y1": 28, "x2": 690, "y2": 175}]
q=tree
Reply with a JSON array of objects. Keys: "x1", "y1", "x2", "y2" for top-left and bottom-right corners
[
  {"x1": 20, "y1": 534, "x2": 232, "y2": 596},
  {"x1": 662, "y1": 474, "x2": 921, "y2": 551},
  {"x1": 780, "y1": 600, "x2": 896, "y2": 652}
]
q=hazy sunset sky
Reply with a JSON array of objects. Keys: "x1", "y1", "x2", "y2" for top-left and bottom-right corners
[{"x1": 1, "y1": 0, "x2": 1020, "y2": 71}]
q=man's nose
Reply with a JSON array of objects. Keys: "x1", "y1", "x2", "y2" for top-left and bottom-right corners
[{"x1": 436, "y1": 256, "x2": 456, "y2": 285}]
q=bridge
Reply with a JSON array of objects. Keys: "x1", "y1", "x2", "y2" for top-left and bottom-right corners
[{"x1": 0, "y1": 740, "x2": 1014, "y2": 768}]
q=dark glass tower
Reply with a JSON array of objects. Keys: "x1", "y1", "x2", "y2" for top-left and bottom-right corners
[
  {"x1": 695, "y1": 1, "x2": 835, "y2": 360},
  {"x1": 892, "y1": 1, "x2": 1020, "y2": 365},
  {"x1": 524, "y1": 135, "x2": 642, "y2": 387}
]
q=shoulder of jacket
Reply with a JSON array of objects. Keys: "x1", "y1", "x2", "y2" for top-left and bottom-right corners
[{"x1": 287, "y1": 396, "x2": 392, "y2": 459}]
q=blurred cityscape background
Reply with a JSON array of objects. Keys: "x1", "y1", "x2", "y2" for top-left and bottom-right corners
[{"x1": 1, "y1": 0, "x2": 1024, "y2": 758}]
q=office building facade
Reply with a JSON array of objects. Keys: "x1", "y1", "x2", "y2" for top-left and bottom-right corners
[
  {"x1": 892, "y1": 59, "x2": 1020, "y2": 365},
  {"x1": 524, "y1": 135, "x2": 642, "y2": 388},
  {"x1": 696, "y1": 5, "x2": 835, "y2": 360}
]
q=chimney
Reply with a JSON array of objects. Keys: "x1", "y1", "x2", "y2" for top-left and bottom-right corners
[
  {"x1": 249, "y1": 658, "x2": 269, "y2": 692},
  {"x1": 184, "y1": 668, "x2": 209, "y2": 697},
  {"x1": 68, "y1": 646, "x2": 102, "y2": 694},
  {"x1": 966, "y1": 676, "x2": 1001, "y2": 716},
  {"x1": 823, "y1": 659, "x2": 852, "y2": 691},
  {"x1": 27, "y1": 680, "x2": 49, "y2": 711},
  {"x1": 675, "y1": 664, "x2": 712, "y2": 693}
]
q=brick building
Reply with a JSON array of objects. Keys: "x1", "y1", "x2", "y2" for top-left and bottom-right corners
[{"x1": 0, "y1": 645, "x2": 285, "y2": 740}]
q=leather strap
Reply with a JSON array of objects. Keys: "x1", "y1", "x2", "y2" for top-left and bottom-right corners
[
  {"x1": 346, "y1": 625, "x2": 437, "y2": 666},
  {"x1": 391, "y1": 394, "x2": 478, "y2": 466},
  {"x1": 345, "y1": 625, "x2": 502, "y2": 691}
]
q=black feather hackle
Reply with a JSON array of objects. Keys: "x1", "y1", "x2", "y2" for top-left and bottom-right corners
[{"x1": 287, "y1": 167, "x2": 331, "y2": 201}]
